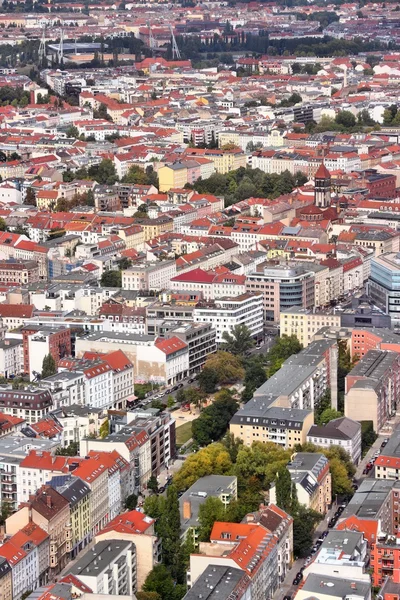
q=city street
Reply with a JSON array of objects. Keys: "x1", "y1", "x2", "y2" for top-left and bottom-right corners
[{"x1": 273, "y1": 502, "x2": 340, "y2": 600}]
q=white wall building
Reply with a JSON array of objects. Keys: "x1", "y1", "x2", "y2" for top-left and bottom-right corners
[{"x1": 193, "y1": 293, "x2": 264, "y2": 344}]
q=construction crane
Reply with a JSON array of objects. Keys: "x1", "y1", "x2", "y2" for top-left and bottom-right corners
[
  {"x1": 57, "y1": 23, "x2": 64, "y2": 64},
  {"x1": 169, "y1": 24, "x2": 181, "y2": 60},
  {"x1": 38, "y1": 25, "x2": 47, "y2": 65},
  {"x1": 147, "y1": 21, "x2": 156, "y2": 54}
]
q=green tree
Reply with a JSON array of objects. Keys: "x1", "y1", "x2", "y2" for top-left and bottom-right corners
[
  {"x1": 0, "y1": 218, "x2": 6, "y2": 232},
  {"x1": 143, "y1": 566, "x2": 177, "y2": 600},
  {"x1": 147, "y1": 475, "x2": 159, "y2": 494},
  {"x1": 361, "y1": 421, "x2": 377, "y2": 454},
  {"x1": 100, "y1": 270, "x2": 122, "y2": 287},
  {"x1": 173, "y1": 443, "x2": 232, "y2": 491},
  {"x1": 293, "y1": 506, "x2": 322, "y2": 558},
  {"x1": 242, "y1": 356, "x2": 267, "y2": 403},
  {"x1": 117, "y1": 257, "x2": 132, "y2": 270},
  {"x1": 88, "y1": 159, "x2": 118, "y2": 185},
  {"x1": 267, "y1": 335, "x2": 302, "y2": 377},
  {"x1": 275, "y1": 466, "x2": 298, "y2": 515},
  {"x1": 152, "y1": 486, "x2": 183, "y2": 582},
  {"x1": 221, "y1": 432, "x2": 243, "y2": 462},
  {"x1": 197, "y1": 367, "x2": 219, "y2": 394},
  {"x1": 167, "y1": 395, "x2": 175, "y2": 409},
  {"x1": 0, "y1": 501, "x2": 12, "y2": 525},
  {"x1": 192, "y1": 393, "x2": 238, "y2": 446},
  {"x1": 316, "y1": 407, "x2": 342, "y2": 425},
  {"x1": 201, "y1": 351, "x2": 244, "y2": 385},
  {"x1": 235, "y1": 441, "x2": 292, "y2": 490},
  {"x1": 42, "y1": 353, "x2": 56, "y2": 378},
  {"x1": 122, "y1": 165, "x2": 151, "y2": 184},
  {"x1": 66, "y1": 125, "x2": 79, "y2": 138},
  {"x1": 335, "y1": 110, "x2": 356, "y2": 128},
  {"x1": 55, "y1": 442, "x2": 79, "y2": 456},
  {"x1": 221, "y1": 324, "x2": 255, "y2": 356},
  {"x1": 125, "y1": 493, "x2": 138, "y2": 510},
  {"x1": 99, "y1": 419, "x2": 109, "y2": 438},
  {"x1": 198, "y1": 496, "x2": 227, "y2": 541}
]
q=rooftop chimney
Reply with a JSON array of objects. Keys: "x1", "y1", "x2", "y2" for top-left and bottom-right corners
[{"x1": 46, "y1": 495, "x2": 52, "y2": 509}]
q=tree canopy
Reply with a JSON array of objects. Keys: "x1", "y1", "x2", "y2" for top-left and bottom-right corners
[
  {"x1": 192, "y1": 389, "x2": 238, "y2": 446},
  {"x1": 199, "y1": 351, "x2": 244, "y2": 387},
  {"x1": 173, "y1": 443, "x2": 233, "y2": 491},
  {"x1": 221, "y1": 324, "x2": 255, "y2": 356},
  {"x1": 267, "y1": 335, "x2": 303, "y2": 377},
  {"x1": 41, "y1": 353, "x2": 57, "y2": 379}
]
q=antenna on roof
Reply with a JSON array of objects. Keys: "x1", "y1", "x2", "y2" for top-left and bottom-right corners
[{"x1": 169, "y1": 24, "x2": 181, "y2": 60}]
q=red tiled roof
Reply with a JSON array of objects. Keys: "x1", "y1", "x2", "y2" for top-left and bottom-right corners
[
  {"x1": 99, "y1": 509, "x2": 154, "y2": 536},
  {"x1": 171, "y1": 267, "x2": 215, "y2": 283},
  {"x1": 0, "y1": 304, "x2": 34, "y2": 318},
  {"x1": 155, "y1": 336, "x2": 188, "y2": 355}
]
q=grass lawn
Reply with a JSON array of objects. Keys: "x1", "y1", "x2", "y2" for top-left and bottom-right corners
[{"x1": 176, "y1": 420, "x2": 193, "y2": 446}]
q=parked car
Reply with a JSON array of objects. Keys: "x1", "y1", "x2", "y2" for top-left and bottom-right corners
[
  {"x1": 293, "y1": 574, "x2": 302, "y2": 586},
  {"x1": 328, "y1": 518, "x2": 337, "y2": 528}
]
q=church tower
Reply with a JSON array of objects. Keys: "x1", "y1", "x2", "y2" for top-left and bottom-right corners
[{"x1": 314, "y1": 163, "x2": 332, "y2": 208}]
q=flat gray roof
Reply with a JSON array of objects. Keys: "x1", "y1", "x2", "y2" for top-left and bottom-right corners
[
  {"x1": 67, "y1": 540, "x2": 132, "y2": 577},
  {"x1": 301, "y1": 573, "x2": 370, "y2": 599}
]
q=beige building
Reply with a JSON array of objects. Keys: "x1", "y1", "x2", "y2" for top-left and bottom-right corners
[
  {"x1": 117, "y1": 225, "x2": 145, "y2": 251},
  {"x1": 96, "y1": 509, "x2": 160, "y2": 590},
  {"x1": 134, "y1": 216, "x2": 173, "y2": 241},
  {"x1": 280, "y1": 307, "x2": 341, "y2": 347},
  {"x1": 230, "y1": 406, "x2": 313, "y2": 449}
]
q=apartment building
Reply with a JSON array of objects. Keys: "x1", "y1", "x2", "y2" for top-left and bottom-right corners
[
  {"x1": 48, "y1": 475, "x2": 91, "y2": 559},
  {"x1": 0, "y1": 304, "x2": 34, "y2": 331},
  {"x1": 280, "y1": 307, "x2": 341, "y2": 347},
  {"x1": 76, "y1": 331, "x2": 190, "y2": 386},
  {"x1": 371, "y1": 540, "x2": 400, "y2": 587},
  {"x1": 96, "y1": 509, "x2": 160, "y2": 590},
  {"x1": 26, "y1": 328, "x2": 72, "y2": 382},
  {"x1": 0, "y1": 524, "x2": 49, "y2": 600},
  {"x1": 122, "y1": 260, "x2": 176, "y2": 291},
  {"x1": 0, "y1": 558, "x2": 12, "y2": 600},
  {"x1": 302, "y1": 530, "x2": 369, "y2": 583},
  {"x1": 0, "y1": 338, "x2": 23, "y2": 379},
  {"x1": 67, "y1": 539, "x2": 137, "y2": 595},
  {"x1": 79, "y1": 425, "x2": 151, "y2": 492},
  {"x1": 22, "y1": 325, "x2": 71, "y2": 378},
  {"x1": 296, "y1": 574, "x2": 371, "y2": 600},
  {"x1": 350, "y1": 327, "x2": 400, "y2": 360},
  {"x1": 337, "y1": 479, "x2": 400, "y2": 541},
  {"x1": 71, "y1": 458, "x2": 110, "y2": 536},
  {"x1": 345, "y1": 349, "x2": 400, "y2": 431},
  {"x1": 307, "y1": 417, "x2": 362, "y2": 465},
  {"x1": 374, "y1": 425, "x2": 400, "y2": 481},
  {"x1": 270, "y1": 453, "x2": 331, "y2": 515},
  {"x1": 183, "y1": 566, "x2": 251, "y2": 600},
  {"x1": 179, "y1": 475, "x2": 237, "y2": 542},
  {"x1": 0, "y1": 259, "x2": 39, "y2": 285},
  {"x1": 368, "y1": 252, "x2": 400, "y2": 324},
  {"x1": 8, "y1": 485, "x2": 71, "y2": 577},
  {"x1": 189, "y1": 521, "x2": 278, "y2": 600},
  {"x1": 166, "y1": 322, "x2": 217, "y2": 374},
  {"x1": 58, "y1": 357, "x2": 114, "y2": 410},
  {"x1": 0, "y1": 386, "x2": 53, "y2": 424},
  {"x1": 50, "y1": 405, "x2": 106, "y2": 446},
  {"x1": 246, "y1": 263, "x2": 315, "y2": 323},
  {"x1": 193, "y1": 293, "x2": 264, "y2": 345},
  {"x1": 81, "y1": 349, "x2": 134, "y2": 410},
  {"x1": 230, "y1": 405, "x2": 313, "y2": 449}
]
